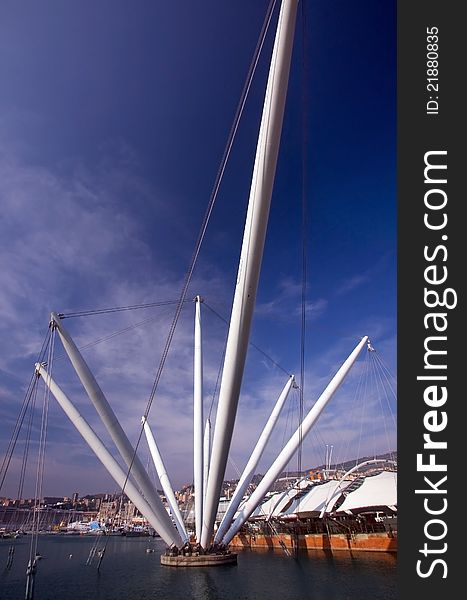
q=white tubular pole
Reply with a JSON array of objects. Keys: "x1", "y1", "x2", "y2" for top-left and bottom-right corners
[
  {"x1": 201, "y1": 0, "x2": 299, "y2": 549},
  {"x1": 201, "y1": 418, "x2": 211, "y2": 555},
  {"x1": 141, "y1": 417, "x2": 188, "y2": 543},
  {"x1": 35, "y1": 364, "x2": 182, "y2": 548},
  {"x1": 50, "y1": 312, "x2": 164, "y2": 525},
  {"x1": 222, "y1": 336, "x2": 369, "y2": 545},
  {"x1": 203, "y1": 417, "x2": 211, "y2": 505},
  {"x1": 193, "y1": 296, "x2": 204, "y2": 542},
  {"x1": 214, "y1": 374, "x2": 295, "y2": 543}
]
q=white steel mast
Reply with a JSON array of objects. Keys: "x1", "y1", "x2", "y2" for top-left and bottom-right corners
[
  {"x1": 203, "y1": 418, "x2": 211, "y2": 504},
  {"x1": 49, "y1": 313, "x2": 167, "y2": 524},
  {"x1": 35, "y1": 364, "x2": 182, "y2": 548},
  {"x1": 142, "y1": 417, "x2": 189, "y2": 543},
  {"x1": 214, "y1": 374, "x2": 295, "y2": 543},
  {"x1": 221, "y1": 336, "x2": 369, "y2": 545},
  {"x1": 193, "y1": 296, "x2": 204, "y2": 542},
  {"x1": 201, "y1": 0, "x2": 299, "y2": 549}
]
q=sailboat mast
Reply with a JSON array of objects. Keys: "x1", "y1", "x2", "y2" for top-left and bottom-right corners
[{"x1": 201, "y1": 0, "x2": 299, "y2": 549}]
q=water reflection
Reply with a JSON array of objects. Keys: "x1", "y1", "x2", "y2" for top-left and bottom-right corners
[{"x1": 0, "y1": 536, "x2": 396, "y2": 600}]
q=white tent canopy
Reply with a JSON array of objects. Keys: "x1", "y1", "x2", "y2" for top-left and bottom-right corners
[
  {"x1": 336, "y1": 471, "x2": 397, "y2": 513},
  {"x1": 284, "y1": 479, "x2": 352, "y2": 518},
  {"x1": 246, "y1": 470, "x2": 397, "y2": 521},
  {"x1": 251, "y1": 480, "x2": 313, "y2": 519}
]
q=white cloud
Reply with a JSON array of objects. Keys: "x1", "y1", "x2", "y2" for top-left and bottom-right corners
[
  {"x1": 337, "y1": 274, "x2": 370, "y2": 295},
  {"x1": 336, "y1": 253, "x2": 394, "y2": 296},
  {"x1": 256, "y1": 277, "x2": 328, "y2": 321}
]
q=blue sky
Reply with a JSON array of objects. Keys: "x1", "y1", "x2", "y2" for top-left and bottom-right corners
[{"x1": 0, "y1": 1, "x2": 396, "y2": 498}]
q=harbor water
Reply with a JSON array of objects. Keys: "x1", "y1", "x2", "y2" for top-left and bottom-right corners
[{"x1": 1, "y1": 535, "x2": 396, "y2": 599}]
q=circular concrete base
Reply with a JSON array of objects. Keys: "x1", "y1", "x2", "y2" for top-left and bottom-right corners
[{"x1": 160, "y1": 552, "x2": 237, "y2": 567}]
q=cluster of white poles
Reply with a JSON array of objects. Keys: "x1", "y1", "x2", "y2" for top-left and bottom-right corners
[
  {"x1": 35, "y1": 0, "x2": 368, "y2": 550},
  {"x1": 36, "y1": 311, "x2": 367, "y2": 549}
]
